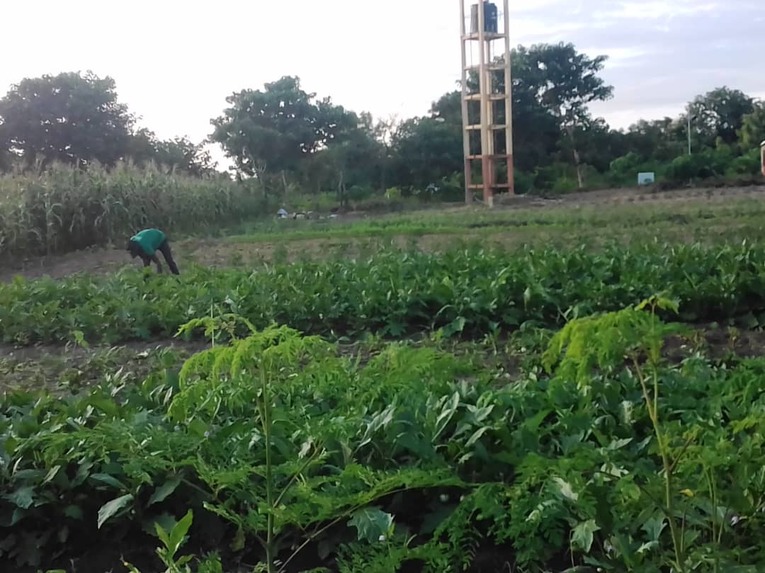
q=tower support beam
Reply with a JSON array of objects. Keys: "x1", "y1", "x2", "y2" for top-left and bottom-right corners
[{"x1": 459, "y1": 0, "x2": 514, "y2": 206}]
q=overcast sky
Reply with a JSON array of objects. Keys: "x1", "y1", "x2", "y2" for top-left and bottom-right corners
[{"x1": 3, "y1": 0, "x2": 764, "y2": 163}]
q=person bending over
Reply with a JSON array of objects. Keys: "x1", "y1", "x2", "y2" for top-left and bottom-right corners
[{"x1": 126, "y1": 228, "x2": 180, "y2": 275}]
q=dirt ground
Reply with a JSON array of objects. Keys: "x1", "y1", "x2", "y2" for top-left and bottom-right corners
[
  {"x1": 2, "y1": 320, "x2": 764, "y2": 396},
  {"x1": 2, "y1": 184, "x2": 764, "y2": 282}
]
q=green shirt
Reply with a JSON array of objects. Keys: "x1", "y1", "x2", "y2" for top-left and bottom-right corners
[{"x1": 130, "y1": 228, "x2": 166, "y2": 256}]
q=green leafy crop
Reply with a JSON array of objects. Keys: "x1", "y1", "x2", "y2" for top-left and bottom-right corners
[
  {"x1": 4, "y1": 301, "x2": 765, "y2": 571},
  {"x1": 3, "y1": 240, "x2": 765, "y2": 345}
]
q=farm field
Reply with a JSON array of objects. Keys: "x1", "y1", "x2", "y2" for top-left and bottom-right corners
[
  {"x1": 4, "y1": 187, "x2": 765, "y2": 572},
  {"x1": 3, "y1": 184, "x2": 765, "y2": 282}
]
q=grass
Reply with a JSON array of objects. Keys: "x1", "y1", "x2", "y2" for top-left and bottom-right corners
[{"x1": 224, "y1": 192, "x2": 765, "y2": 245}]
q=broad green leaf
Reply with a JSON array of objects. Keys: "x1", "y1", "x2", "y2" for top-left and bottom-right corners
[
  {"x1": 97, "y1": 494, "x2": 134, "y2": 529},
  {"x1": 143, "y1": 513, "x2": 178, "y2": 538},
  {"x1": 90, "y1": 473, "x2": 127, "y2": 490},
  {"x1": 552, "y1": 477, "x2": 578, "y2": 502},
  {"x1": 442, "y1": 316, "x2": 466, "y2": 337},
  {"x1": 348, "y1": 507, "x2": 394, "y2": 543},
  {"x1": 148, "y1": 477, "x2": 182, "y2": 506},
  {"x1": 571, "y1": 519, "x2": 599, "y2": 553},
  {"x1": 64, "y1": 505, "x2": 84, "y2": 520},
  {"x1": 642, "y1": 515, "x2": 666, "y2": 543},
  {"x1": 167, "y1": 509, "x2": 194, "y2": 556},
  {"x1": 464, "y1": 426, "x2": 491, "y2": 448},
  {"x1": 6, "y1": 486, "x2": 34, "y2": 509},
  {"x1": 43, "y1": 465, "x2": 62, "y2": 485}
]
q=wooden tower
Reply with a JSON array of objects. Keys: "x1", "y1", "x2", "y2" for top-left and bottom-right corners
[{"x1": 459, "y1": 0, "x2": 514, "y2": 206}]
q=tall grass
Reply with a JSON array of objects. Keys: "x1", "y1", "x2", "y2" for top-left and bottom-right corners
[{"x1": 0, "y1": 161, "x2": 267, "y2": 259}]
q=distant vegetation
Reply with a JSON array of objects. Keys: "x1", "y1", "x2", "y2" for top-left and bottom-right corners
[{"x1": 0, "y1": 42, "x2": 763, "y2": 259}]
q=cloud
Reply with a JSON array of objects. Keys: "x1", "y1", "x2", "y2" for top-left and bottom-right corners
[
  {"x1": 509, "y1": 0, "x2": 765, "y2": 128},
  {"x1": 0, "y1": 0, "x2": 762, "y2": 148}
]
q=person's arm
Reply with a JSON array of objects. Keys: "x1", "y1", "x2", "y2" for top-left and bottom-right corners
[{"x1": 140, "y1": 254, "x2": 162, "y2": 272}]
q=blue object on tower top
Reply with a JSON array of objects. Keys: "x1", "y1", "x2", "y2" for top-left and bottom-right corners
[{"x1": 470, "y1": 2, "x2": 498, "y2": 34}]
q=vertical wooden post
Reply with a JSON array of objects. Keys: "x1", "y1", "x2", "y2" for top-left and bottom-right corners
[
  {"x1": 476, "y1": 1, "x2": 492, "y2": 205},
  {"x1": 459, "y1": 1, "x2": 472, "y2": 204},
  {"x1": 502, "y1": 0, "x2": 514, "y2": 195}
]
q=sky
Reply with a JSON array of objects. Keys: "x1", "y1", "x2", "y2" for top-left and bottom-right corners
[{"x1": 2, "y1": 0, "x2": 764, "y2": 167}]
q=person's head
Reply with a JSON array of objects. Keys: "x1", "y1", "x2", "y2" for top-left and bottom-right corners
[{"x1": 126, "y1": 239, "x2": 141, "y2": 258}]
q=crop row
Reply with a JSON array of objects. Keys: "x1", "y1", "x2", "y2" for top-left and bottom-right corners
[
  {"x1": 0, "y1": 162, "x2": 265, "y2": 259},
  {"x1": 2, "y1": 308, "x2": 765, "y2": 571},
  {"x1": 2, "y1": 241, "x2": 765, "y2": 345}
]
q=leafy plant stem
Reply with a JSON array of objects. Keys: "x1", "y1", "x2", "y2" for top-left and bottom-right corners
[
  {"x1": 258, "y1": 364, "x2": 276, "y2": 573},
  {"x1": 633, "y1": 358, "x2": 684, "y2": 571},
  {"x1": 273, "y1": 447, "x2": 324, "y2": 509}
]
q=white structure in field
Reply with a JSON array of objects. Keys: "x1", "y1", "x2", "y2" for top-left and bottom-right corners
[{"x1": 638, "y1": 172, "x2": 655, "y2": 185}]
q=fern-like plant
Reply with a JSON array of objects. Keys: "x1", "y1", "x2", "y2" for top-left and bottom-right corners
[{"x1": 542, "y1": 294, "x2": 694, "y2": 571}]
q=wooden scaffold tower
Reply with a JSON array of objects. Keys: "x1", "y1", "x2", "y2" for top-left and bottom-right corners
[{"x1": 459, "y1": 0, "x2": 514, "y2": 206}]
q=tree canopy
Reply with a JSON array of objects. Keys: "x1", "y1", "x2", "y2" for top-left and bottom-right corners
[
  {"x1": 209, "y1": 76, "x2": 360, "y2": 177},
  {"x1": 0, "y1": 71, "x2": 216, "y2": 176},
  {"x1": 0, "y1": 71, "x2": 134, "y2": 168},
  {"x1": 0, "y1": 45, "x2": 762, "y2": 195}
]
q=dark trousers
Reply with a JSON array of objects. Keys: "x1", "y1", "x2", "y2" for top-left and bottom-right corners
[{"x1": 158, "y1": 239, "x2": 180, "y2": 275}]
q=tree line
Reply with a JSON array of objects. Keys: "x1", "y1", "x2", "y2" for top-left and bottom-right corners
[{"x1": 1, "y1": 42, "x2": 763, "y2": 201}]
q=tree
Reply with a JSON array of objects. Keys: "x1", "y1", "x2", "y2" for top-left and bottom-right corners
[
  {"x1": 429, "y1": 90, "x2": 462, "y2": 123},
  {"x1": 389, "y1": 114, "x2": 463, "y2": 191},
  {"x1": 739, "y1": 101, "x2": 765, "y2": 150},
  {"x1": 0, "y1": 71, "x2": 134, "y2": 168},
  {"x1": 514, "y1": 43, "x2": 614, "y2": 187},
  {"x1": 210, "y1": 76, "x2": 356, "y2": 178},
  {"x1": 439, "y1": 44, "x2": 609, "y2": 185},
  {"x1": 572, "y1": 117, "x2": 623, "y2": 173},
  {"x1": 299, "y1": 112, "x2": 387, "y2": 200},
  {"x1": 155, "y1": 137, "x2": 216, "y2": 177},
  {"x1": 502, "y1": 59, "x2": 565, "y2": 174},
  {"x1": 128, "y1": 128, "x2": 216, "y2": 176},
  {"x1": 688, "y1": 87, "x2": 755, "y2": 147},
  {"x1": 621, "y1": 118, "x2": 685, "y2": 162},
  {"x1": 389, "y1": 42, "x2": 610, "y2": 194}
]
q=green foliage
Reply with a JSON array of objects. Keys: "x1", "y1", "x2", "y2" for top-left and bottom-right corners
[
  {"x1": 539, "y1": 295, "x2": 765, "y2": 572},
  {"x1": 739, "y1": 102, "x2": 765, "y2": 150},
  {"x1": 128, "y1": 129, "x2": 217, "y2": 177},
  {"x1": 390, "y1": 115, "x2": 462, "y2": 192},
  {"x1": 0, "y1": 71, "x2": 134, "y2": 168},
  {"x1": 123, "y1": 511, "x2": 223, "y2": 573},
  {"x1": 688, "y1": 87, "x2": 756, "y2": 147},
  {"x1": 0, "y1": 161, "x2": 263, "y2": 259},
  {"x1": 0, "y1": 321, "x2": 479, "y2": 570},
  {"x1": 4, "y1": 240, "x2": 765, "y2": 345},
  {"x1": 6, "y1": 300, "x2": 765, "y2": 571},
  {"x1": 210, "y1": 76, "x2": 359, "y2": 177}
]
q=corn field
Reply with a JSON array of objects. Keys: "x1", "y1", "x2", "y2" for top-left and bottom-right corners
[{"x1": 0, "y1": 162, "x2": 266, "y2": 259}]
